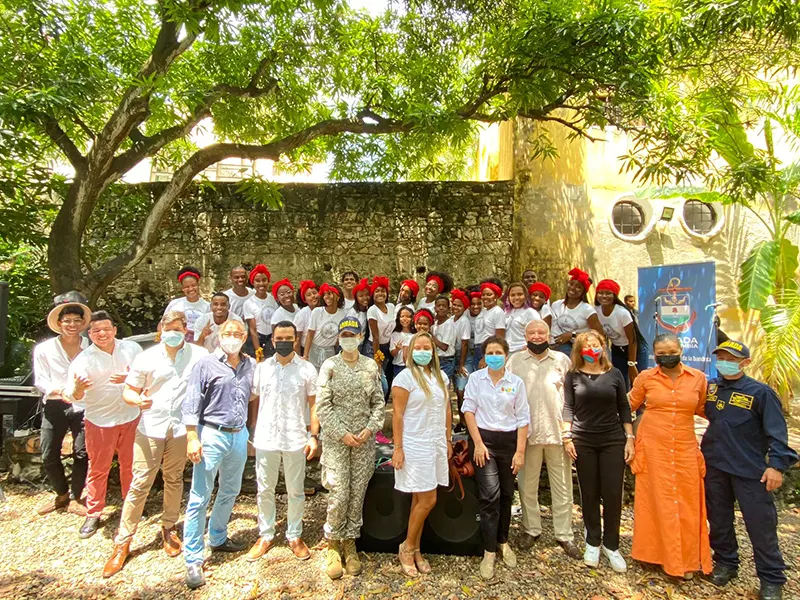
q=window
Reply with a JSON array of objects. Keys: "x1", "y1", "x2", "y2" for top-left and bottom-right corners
[
  {"x1": 683, "y1": 200, "x2": 717, "y2": 234},
  {"x1": 612, "y1": 200, "x2": 645, "y2": 236}
]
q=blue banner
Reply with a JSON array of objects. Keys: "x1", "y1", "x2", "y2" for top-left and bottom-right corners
[{"x1": 637, "y1": 261, "x2": 717, "y2": 374}]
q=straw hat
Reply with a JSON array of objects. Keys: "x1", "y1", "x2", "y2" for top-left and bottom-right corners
[{"x1": 47, "y1": 291, "x2": 91, "y2": 334}]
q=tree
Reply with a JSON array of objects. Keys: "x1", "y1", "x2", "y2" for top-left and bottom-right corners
[{"x1": 1, "y1": 0, "x2": 798, "y2": 303}]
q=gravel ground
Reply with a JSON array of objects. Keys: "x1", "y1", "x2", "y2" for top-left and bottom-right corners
[{"x1": 0, "y1": 477, "x2": 797, "y2": 600}]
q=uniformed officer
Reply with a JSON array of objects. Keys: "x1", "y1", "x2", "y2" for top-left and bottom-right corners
[{"x1": 701, "y1": 340, "x2": 798, "y2": 600}]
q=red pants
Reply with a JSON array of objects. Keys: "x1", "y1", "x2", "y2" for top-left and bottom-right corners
[{"x1": 84, "y1": 418, "x2": 140, "y2": 518}]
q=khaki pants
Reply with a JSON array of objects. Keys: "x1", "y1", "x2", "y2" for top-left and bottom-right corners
[
  {"x1": 517, "y1": 443, "x2": 574, "y2": 542},
  {"x1": 115, "y1": 428, "x2": 187, "y2": 545}
]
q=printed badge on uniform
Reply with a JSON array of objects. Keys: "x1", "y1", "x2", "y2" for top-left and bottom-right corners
[
  {"x1": 728, "y1": 392, "x2": 754, "y2": 410},
  {"x1": 707, "y1": 383, "x2": 718, "y2": 403}
]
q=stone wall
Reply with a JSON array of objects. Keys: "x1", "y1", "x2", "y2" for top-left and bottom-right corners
[{"x1": 95, "y1": 181, "x2": 514, "y2": 332}]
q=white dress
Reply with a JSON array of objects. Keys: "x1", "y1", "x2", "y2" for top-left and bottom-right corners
[{"x1": 391, "y1": 368, "x2": 450, "y2": 493}]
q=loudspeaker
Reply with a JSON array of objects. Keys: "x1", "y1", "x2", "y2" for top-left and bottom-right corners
[
  {"x1": 421, "y1": 477, "x2": 482, "y2": 556},
  {"x1": 357, "y1": 469, "x2": 411, "y2": 552},
  {"x1": 0, "y1": 281, "x2": 8, "y2": 369}
]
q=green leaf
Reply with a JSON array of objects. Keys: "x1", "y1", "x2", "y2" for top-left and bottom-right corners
[
  {"x1": 784, "y1": 210, "x2": 800, "y2": 225},
  {"x1": 738, "y1": 240, "x2": 779, "y2": 311}
]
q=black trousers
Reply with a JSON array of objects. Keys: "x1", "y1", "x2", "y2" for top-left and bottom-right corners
[
  {"x1": 472, "y1": 428, "x2": 517, "y2": 552},
  {"x1": 40, "y1": 400, "x2": 88, "y2": 498},
  {"x1": 705, "y1": 464, "x2": 787, "y2": 585},
  {"x1": 574, "y1": 440, "x2": 625, "y2": 551}
]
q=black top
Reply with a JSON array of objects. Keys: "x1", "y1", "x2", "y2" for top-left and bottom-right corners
[{"x1": 563, "y1": 369, "x2": 632, "y2": 445}]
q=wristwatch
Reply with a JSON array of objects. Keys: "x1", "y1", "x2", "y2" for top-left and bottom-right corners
[{"x1": 627, "y1": 361, "x2": 637, "y2": 367}]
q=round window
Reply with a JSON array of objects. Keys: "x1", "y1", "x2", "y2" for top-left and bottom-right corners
[
  {"x1": 683, "y1": 200, "x2": 717, "y2": 235},
  {"x1": 612, "y1": 200, "x2": 645, "y2": 236}
]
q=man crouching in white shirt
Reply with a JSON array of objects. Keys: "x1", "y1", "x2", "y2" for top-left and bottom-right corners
[
  {"x1": 102, "y1": 311, "x2": 209, "y2": 578},
  {"x1": 246, "y1": 320, "x2": 320, "y2": 562}
]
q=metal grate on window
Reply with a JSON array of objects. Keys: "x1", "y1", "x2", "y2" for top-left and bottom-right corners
[
  {"x1": 612, "y1": 200, "x2": 645, "y2": 236},
  {"x1": 683, "y1": 200, "x2": 717, "y2": 234}
]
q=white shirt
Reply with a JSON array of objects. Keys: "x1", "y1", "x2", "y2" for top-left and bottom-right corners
[
  {"x1": 343, "y1": 297, "x2": 355, "y2": 311},
  {"x1": 193, "y1": 311, "x2": 243, "y2": 352},
  {"x1": 367, "y1": 303, "x2": 396, "y2": 344},
  {"x1": 392, "y1": 368, "x2": 449, "y2": 437},
  {"x1": 474, "y1": 305, "x2": 505, "y2": 345},
  {"x1": 295, "y1": 306, "x2": 313, "y2": 336},
  {"x1": 66, "y1": 339, "x2": 143, "y2": 427},
  {"x1": 271, "y1": 304, "x2": 299, "y2": 326},
  {"x1": 417, "y1": 298, "x2": 436, "y2": 313},
  {"x1": 33, "y1": 336, "x2": 89, "y2": 403},
  {"x1": 163, "y1": 297, "x2": 210, "y2": 343},
  {"x1": 452, "y1": 315, "x2": 472, "y2": 359},
  {"x1": 252, "y1": 355, "x2": 318, "y2": 452},
  {"x1": 125, "y1": 342, "x2": 209, "y2": 438},
  {"x1": 595, "y1": 304, "x2": 634, "y2": 347},
  {"x1": 432, "y1": 317, "x2": 457, "y2": 357},
  {"x1": 309, "y1": 307, "x2": 345, "y2": 347},
  {"x1": 536, "y1": 303, "x2": 552, "y2": 320},
  {"x1": 550, "y1": 300, "x2": 596, "y2": 341},
  {"x1": 462, "y1": 367, "x2": 530, "y2": 432},
  {"x1": 244, "y1": 294, "x2": 278, "y2": 336},
  {"x1": 224, "y1": 287, "x2": 255, "y2": 320},
  {"x1": 346, "y1": 306, "x2": 368, "y2": 333},
  {"x1": 507, "y1": 349, "x2": 571, "y2": 445},
  {"x1": 466, "y1": 313, "x2": 477, "y2": 349},
  {"x1": 505, "y1": 307, "x2": 542, "y2": 353},
  {"x1": 394, "y1": 302, "x2": 415, "y2": 318},
  {"x1": 390, "y1": 331, "x2": 414, "y2": 366}
]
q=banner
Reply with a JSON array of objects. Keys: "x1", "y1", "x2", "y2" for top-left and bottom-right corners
[{"x1": 637, "y1": 261, "x2": 717, "y2": 374}]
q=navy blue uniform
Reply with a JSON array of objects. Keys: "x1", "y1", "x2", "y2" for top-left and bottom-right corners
[{"x1": 701, "y1": 375, "x2": 798, "y2": 585}]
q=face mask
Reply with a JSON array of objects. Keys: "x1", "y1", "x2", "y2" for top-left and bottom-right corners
[
  {"x1": 339, "y1": 337, "x2": 361, "y2": 352},
  {"x1": 485, "y1": 354, "x2": 506, "y2": 370},
  {"x1": 527, "y1": 340, "x2": 549, "y2": 354},
  {"x1": 655, "y1": 354, "x2": 681, "y2": 369},
  {"x1": 274, "y1": 341, "x2": 295, "y2": 357},
  {"x1": 161, "y1": 330, "x2": 185, "y2": 348},
  {"x1": 412, "y1": 350, "x2": 433, "y2": 366},
  {"x1": 716, "y1": 359, "x2": 742, "y2": 377},
  {"x1": 581, "y1": 347, "x2": 602, "y2": 363},
  {"x1": 220, "y1": 336, "x2": 244, "y2": 355}
]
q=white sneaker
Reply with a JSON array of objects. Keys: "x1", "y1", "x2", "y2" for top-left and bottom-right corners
[
  {"x1": 602, "y1": 546, "x2": 627, "y2": 573},
  {"x1": 498, "y1": 543, "x2": 517, "y2": 568},
  {"x1": 480, "y1": 551, "x2": 495, "y2": 579},
  {"x1": 583, "y1": 544, "x2": 600, "y2": 568}
]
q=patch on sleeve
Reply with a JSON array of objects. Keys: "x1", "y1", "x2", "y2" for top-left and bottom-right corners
[
  {"x1": 707, "y1": 383, "x2": 718, "y2": 403},
  {"x1": 728, "y1": 392, "x2": 754, "y2": 410}
]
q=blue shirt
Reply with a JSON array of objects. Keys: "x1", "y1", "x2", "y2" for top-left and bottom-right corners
[
  {"x1": 701, "y1": 375, "x2": 798, "y2": 479},
  {"x1": 182, "y1": 349, "x2": 255, "y2": 430}
]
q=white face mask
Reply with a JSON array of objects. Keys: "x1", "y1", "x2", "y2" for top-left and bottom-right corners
[
  {"x1": 220, "y1": 336, "x2": 245, "y2": 355},
  {"x1": 339, "y1": 337, "x2": 361, "y2": 352}
]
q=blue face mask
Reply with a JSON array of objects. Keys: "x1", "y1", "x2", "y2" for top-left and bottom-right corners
[
  {"x1": 485, "y1": 354, "x2": 506, "y2": 370},
  {"x1": 161, "y1": 330, "x2": 185, "y2": 347},
  {"x1": 716, "y1": 359, "x2": 742, "y2": 377},
  {"x1": 412, "y1": 350, "x2": 433, "y2": 366}
]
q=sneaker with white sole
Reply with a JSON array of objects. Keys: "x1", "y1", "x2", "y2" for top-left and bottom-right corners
[
  {"x1": 583, "y1": 544, "x2": 600, "y2": 568},
  {"x1": 601, "y1": 546, "x2": 627, "y2": 573}
]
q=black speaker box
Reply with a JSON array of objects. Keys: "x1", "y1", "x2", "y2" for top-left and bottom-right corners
[{"x1": 357, "y1": 469, "x2": 411, "y2": 553}]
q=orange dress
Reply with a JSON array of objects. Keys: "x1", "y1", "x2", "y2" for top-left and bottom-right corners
[{"x1": 629, "y1": 365, "x2": 712, "y2": 576}]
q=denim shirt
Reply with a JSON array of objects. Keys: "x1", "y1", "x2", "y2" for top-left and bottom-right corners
[{"x1": 182, "y1": 349, "x2": 255, "y2": 429}]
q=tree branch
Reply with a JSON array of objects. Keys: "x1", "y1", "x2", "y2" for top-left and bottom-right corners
[{"x1": 31, "y1": 111, "x2": 86, "y2": 169}]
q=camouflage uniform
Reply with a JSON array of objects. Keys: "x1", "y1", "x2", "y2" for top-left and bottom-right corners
[{"x1": 316, "y1": 353, "x2": 385, "y2": 540}]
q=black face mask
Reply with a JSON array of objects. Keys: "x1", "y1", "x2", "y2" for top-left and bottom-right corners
[
  {"x1": 274, "y1": 341, "x2": 295, "y2": 357},
  {"x1": 655, "y1": 354, "x2": 681, "y2": 369},
  {"x1": 527, "y1": 340, "x2": 550, "y2": 354}
]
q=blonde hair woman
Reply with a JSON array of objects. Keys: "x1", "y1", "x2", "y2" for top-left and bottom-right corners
[
  {"x1": 391, "y1": 332, "x2": 452, "y2": 576},
  {"x1": 562, "y1": 331, "x2": 634, "y2": 574}
]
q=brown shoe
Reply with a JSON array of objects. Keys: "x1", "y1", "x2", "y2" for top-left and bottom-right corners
[
  {"x1": 37, "y1": 493, "x2": 70, "y2": 516},
  {"x1": 67, "y1": 498, "x2": 88, "y2": 517},
  {"x1": 246, "y1": 537, "x2": 274, "y2": 562},
  {"x1": 162, "y1": 527, "x2": 182, "y2": 558},
  {"x1": 102, "y1": 541, "x2": 131, "y2": 578},
  {"x1": 558, "y1": 539, "x2": 582, "y2": 560},
  {"x1": 289, "y1": 538, "x2": 311, "y2": 560}
]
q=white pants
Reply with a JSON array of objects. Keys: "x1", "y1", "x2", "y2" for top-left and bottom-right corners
[
  {"x1": 517, "y1": 443, "x2": 574, "y2": 541},
  {"x1": 255, "y1": 449, "x2": 307, "y2": 541}
]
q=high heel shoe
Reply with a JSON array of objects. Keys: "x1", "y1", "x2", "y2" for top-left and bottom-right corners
[
  {"x1": 414, "y1": 549, "x2": 432, "y2": 574},
  {"x1": 398, "y1": 542, "x2": 419, "y2": 577}
]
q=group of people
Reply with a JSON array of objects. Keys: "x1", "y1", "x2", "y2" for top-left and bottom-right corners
[{"x1": 31, "y1": 264, "x2": 797, "y2": 599}]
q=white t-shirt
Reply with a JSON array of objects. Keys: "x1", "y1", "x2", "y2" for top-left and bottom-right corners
[
  {"x1": 505, "y1": 307, "x2": 542, "y2": 353},
  {"x1": 224, "y1": 287, "x2": 255, "y2": 320},
  {"x1": 474, "y1": 305, "x2": 505, "y2": 345},
  {"x1": 417, "y1": 298, "x2": 436, "y2": 313},
  {"x1": 243, "y1": 294, "x2": 278, "y2": 336},
  {"x1": 367, "y1": 303, "x2": 396, "y2": 344},
  {"x1": 346, "y1": 306, "x2": 368, "y2": 334},
  {"x1": 466, "y1": 313, "x2": 477, "y2": 349},
  {"x1": 550, "y1": 300, "x2": 596, "y2": 341},
  {"x1": 452, "y1": 315, "x2": 472, "y2": 359},
  {"x1": 595, "y1": 304, "x2": 634, "y2": 347},
  {"x1": 394, "y1": 302, "x2": 416, "y2": 318},
  {"x1": 343, "y1": 297, "x2": 355, "y2": 311},
  {"x1": 271, "y1": 304, "x2": 299, "y2": 326},
  {"x1": 309, "y1": 307, "x2": 345, "y2": 348},
  {"x1": 432, "y1": 317, "x2": 457, "y2": 357},
  {"x1": 536, "y1": 303, "x2": 552, "y2": 320},
  {"x1": 294, "y1": 306, "x2": 313, "y2": 337},
  {"x1": 192, "y1": 311, "x2": 243, "y2": 352},
  {"x1": 390, "y1": 331, "x2": 414, "y2": 366},
  {"x1": 163, "y1": 297, "x2": 210, "y2": 343}
]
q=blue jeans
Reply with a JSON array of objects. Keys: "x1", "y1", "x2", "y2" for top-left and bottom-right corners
[
  {"x1": 393, "y1": 364, "x2": 406, "y2": 378},
  {"x1": 455, "y1": 356, "x2": 474, "y2": 392},
  {"x1": 183, "y1": 426, "x2": 249, "y2": 566},
  {"x1": 471, "y1": 345, "x2": 485, "y2": 372},
  {"x1": 553, "y1": 342, "x2": 573, "y2": 357},
  {"x1": 439, "y1": 356, "x2": 455, "y2": 381}
]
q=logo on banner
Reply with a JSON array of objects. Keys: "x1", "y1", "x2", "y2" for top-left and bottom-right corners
[{"x1": 656, "y1": 277, "x2": 697, "y2": 334}]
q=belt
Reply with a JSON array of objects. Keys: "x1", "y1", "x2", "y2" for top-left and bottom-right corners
[{"x1": 200, "y1": 421, "x2": 244, "y2": 434}]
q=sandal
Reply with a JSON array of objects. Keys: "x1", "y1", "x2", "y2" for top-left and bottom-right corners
[
  {"x1": 398, "y1": 542, "x2": 419, "y2": 577},
  {"x1": 414, "y1": 549, "x2": 431, "y2": 574}
]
